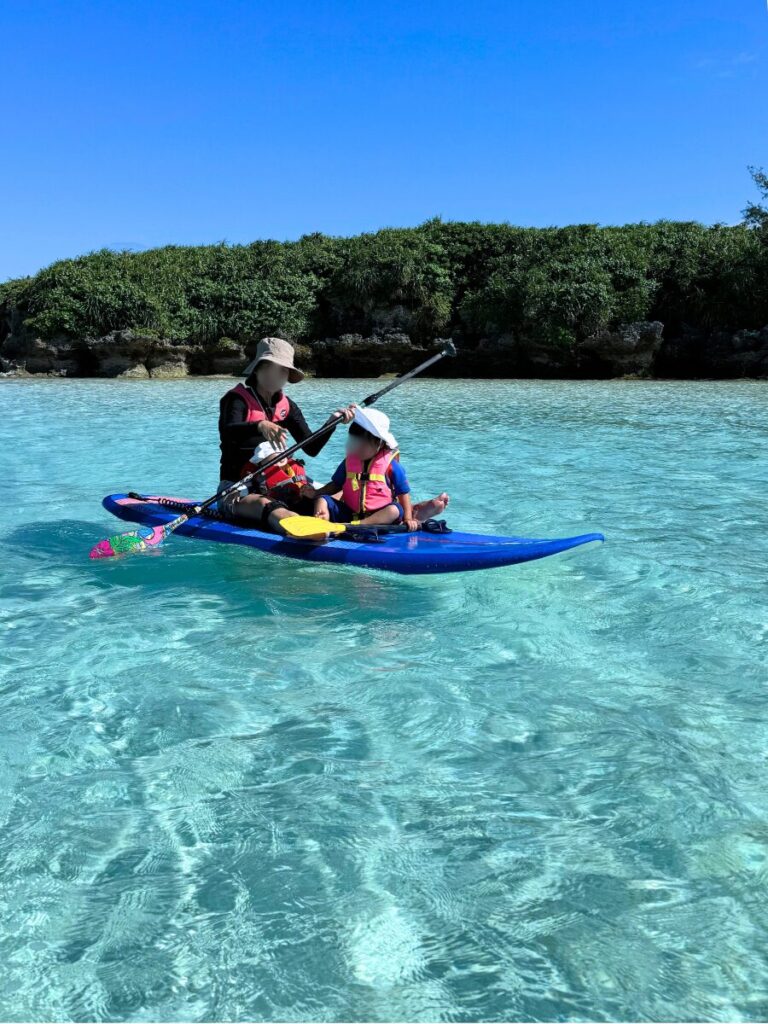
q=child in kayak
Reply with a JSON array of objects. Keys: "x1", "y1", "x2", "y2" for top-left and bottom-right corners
[
  {"x1": 244, "y1": 441, "x2": 311, "y2": 502},
  {"x1": 301, "y1": 408, "x2": 449, "y2": 531},
  {"x1": 242, "y1": 441, "x2": 316, "y2": 515}
]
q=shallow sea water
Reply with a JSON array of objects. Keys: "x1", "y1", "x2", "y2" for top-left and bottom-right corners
[{"x1": 1, "y1": 377, "x2": 767, "y2": 1022}]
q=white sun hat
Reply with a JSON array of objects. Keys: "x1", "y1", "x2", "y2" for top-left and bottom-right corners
[
  {"x1": 252, "y1": 440, "x2": 287, "y2": 463},
  {"x1": 352, "y1": 407, "x2": 397, "y2": 449}
]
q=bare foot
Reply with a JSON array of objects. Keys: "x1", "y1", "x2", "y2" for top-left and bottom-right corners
[{"x1": 413, "y1": 492, "x2": 450, "y2": 522}]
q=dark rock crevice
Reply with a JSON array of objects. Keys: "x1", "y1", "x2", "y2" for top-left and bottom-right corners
[{"x1": 1, "y1": 322, "x2": 767, "y2": 379}]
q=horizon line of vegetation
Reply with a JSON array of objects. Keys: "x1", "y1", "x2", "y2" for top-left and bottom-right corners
[{"x1": 1, "y1": 168, "x2": 766, "y2": 352}]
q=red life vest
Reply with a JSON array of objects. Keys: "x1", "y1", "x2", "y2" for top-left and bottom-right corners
[
  {"x1": 342, "y1": 448, "x2": 399, "y2": 514},
  {"x1": 242, "y1": 456, "x2": 308, "y2": 501},
  {"x1": 226, "y1": 382, "x2": 290, "y2": 424}
]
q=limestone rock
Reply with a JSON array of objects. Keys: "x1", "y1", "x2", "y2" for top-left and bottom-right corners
[
  {"x1": 578, "y1": 321, "x2": 664, "y2": 377},
  {"x1": 100, "y1": 357, "x2": 149, "y2": 378},
  {"x1": 311, "y1": 332, "x2": 426, "y2": 375},
  {"x1": 148, "y1": 360, "x2": 188, "y2": 379},
  {"x1": 657, "y1": 325, "x2": 768, "y2": 378},
  {"x1": 1, "y1": 317, "x2": 765, "y2": 380}
]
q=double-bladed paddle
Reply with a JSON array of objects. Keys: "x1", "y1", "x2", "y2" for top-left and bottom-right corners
[{"x1": 90, "y1": 341, "x2": 456, "y2": 559}]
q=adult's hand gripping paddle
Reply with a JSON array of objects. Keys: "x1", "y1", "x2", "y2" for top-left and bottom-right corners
[{"x1": 89, "y1": 341, "x2": 456, "y2": 559}]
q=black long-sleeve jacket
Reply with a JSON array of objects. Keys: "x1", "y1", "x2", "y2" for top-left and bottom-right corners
[{"x1": 218, "y1": 379, "x2": 336, "y2": 481}]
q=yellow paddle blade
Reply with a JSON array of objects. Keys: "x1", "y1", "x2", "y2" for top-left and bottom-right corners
[{"x1": 281, "y1": 515, "x2": 348, "y2": 539}]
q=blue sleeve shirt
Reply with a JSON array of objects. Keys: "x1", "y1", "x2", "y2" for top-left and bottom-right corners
[
  {"x1": 387, "y1": 458, "x2": 410, "y2": 495},
  {"x1": 331, "y1": 461, "x2": 347, "y2": 490}
]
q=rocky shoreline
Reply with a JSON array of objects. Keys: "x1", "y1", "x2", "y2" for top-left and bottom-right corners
[{"x1": 1, "y1": 321, "x2": 768, "y2": 380}]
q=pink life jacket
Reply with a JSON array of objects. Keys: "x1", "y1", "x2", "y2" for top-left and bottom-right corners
[
  {"x1": 227, "y1": 383, "x2": 290, "y2": 424},
  {"x1": 342, "y1": 448, "x2": 400, "y2": 514}
]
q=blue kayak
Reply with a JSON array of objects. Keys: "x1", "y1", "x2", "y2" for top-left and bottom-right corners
[{"x1": 102, "y1": 494, "x2": 604, "y2": 576}]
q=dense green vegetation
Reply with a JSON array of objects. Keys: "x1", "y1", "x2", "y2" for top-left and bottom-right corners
[{"x1": 2, "y1": 173, "x2": 767, "y2": 354}]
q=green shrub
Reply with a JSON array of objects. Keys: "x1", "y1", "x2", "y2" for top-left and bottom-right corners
[
  {"x1": 324, "y1": 228, "x2": 453, "y2": 342},
  {"x1": 3, "y1": 213, "x2": 767, "y2": 356}
]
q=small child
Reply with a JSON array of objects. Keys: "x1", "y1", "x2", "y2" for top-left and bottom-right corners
[
  {"x1": 244, "y1": 440, "x2": 311, "y2": 505},
  {"x1": 302, "y1": 409, "x2": 419, "y2": 530}
]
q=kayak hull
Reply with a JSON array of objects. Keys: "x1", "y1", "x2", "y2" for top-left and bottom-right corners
[{"x1": 101, "y1": 494, "x2": 604, "y2": 575}]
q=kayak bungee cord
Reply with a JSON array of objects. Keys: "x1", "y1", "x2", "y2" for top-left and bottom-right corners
[{"x1": 89, "y1": 341, "x2": 457, "y2": 559}]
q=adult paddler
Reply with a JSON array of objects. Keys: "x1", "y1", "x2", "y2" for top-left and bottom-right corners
[{"x1": 218, "y1": 337, "x2": 355, "y2": 531}]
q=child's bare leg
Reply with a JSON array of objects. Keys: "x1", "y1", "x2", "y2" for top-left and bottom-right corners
[
  {"x1": 234, "y1": 494, "x2": 298, "y2": 533},
  {"x1": 314, "y1": 497, "x2": 331, "y2": 520},
  {"x1": 413, "y1": 492, "x2": 450, "y2": 522},
  {"x1": 223, "y1": 493, "x2": 271, "y2": 522},
  {"x1": 269, "y1": 506, "x2": 299, "y2": 533},
  {"x1": 356, "y1": 505, "x2": 400, "y2": 526}
]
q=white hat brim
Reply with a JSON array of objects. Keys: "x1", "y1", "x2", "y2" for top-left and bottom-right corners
[
  {"x1": 353, "y1": 408, "x2": 397, "y2": 450},
  {"x1": 253, "y1": 441, "x2": 283, "y2": 462}
]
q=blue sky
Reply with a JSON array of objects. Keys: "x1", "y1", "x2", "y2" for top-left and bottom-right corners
[{"x1": 2, "y1": 0, "x2": 766, "y2": 280}]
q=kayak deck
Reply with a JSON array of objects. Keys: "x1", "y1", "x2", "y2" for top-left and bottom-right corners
[{"x1": 102, "y1": 494, "x2": 604, "y2": 575}]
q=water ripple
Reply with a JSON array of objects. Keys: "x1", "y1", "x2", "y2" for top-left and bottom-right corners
[{"x1": 1, "y1": 378, "x2": 767, "y2": 1021}]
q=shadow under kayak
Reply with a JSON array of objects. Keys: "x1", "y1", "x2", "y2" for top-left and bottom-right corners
[{"x1": 102, "y1": 493, "x2": 605, "y2": 576}]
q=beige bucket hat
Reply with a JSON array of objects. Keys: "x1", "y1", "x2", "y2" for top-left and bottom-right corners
[{"x1": 244, "y1": 337, "x2": 304, "y2": 383}]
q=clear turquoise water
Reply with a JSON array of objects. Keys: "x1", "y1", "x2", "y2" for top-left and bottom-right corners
[{"x1": 1, "y1": 377, "x2": 767, "y2": 1023}]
